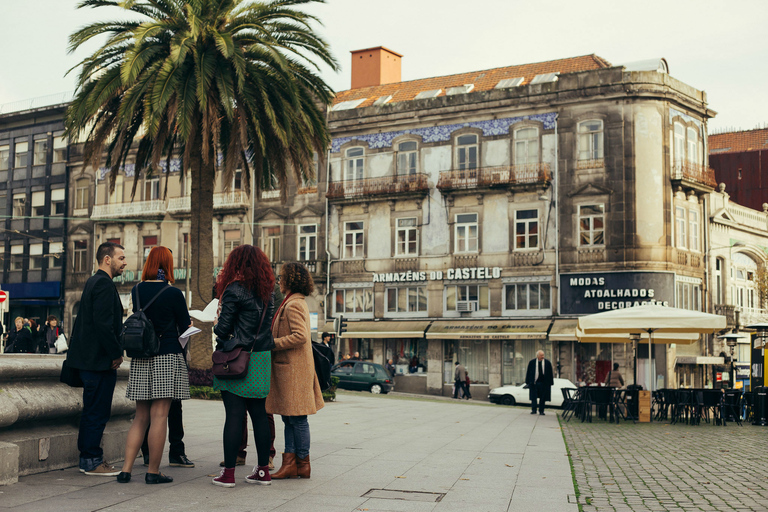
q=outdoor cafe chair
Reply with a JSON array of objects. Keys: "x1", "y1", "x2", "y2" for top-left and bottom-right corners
[
  {"x1": 673, "y1": 389, "x2": 694, "y2": 425},
  {"x1": 743, "y1": 392, "x2": 754, "y2": 423},
  {"x1": 721, "y1": 390, "x2": 743, "y2": 427},
  {"x1": 612, "y1": 389, "x2": 634, "y2": 424},
  {"x1": 584, "y1": 386, "x2": 614, "y2": 423},
  {"x1": 561, "y1": 388, "x2": 578, "y2": 422},
  {"x1": 700, "y1": 389, "x2": 724, "y2": 425}
]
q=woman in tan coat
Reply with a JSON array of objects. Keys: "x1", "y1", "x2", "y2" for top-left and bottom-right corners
[{"x1": 267, "y1": 262, "x2": 323, "y2": 479}]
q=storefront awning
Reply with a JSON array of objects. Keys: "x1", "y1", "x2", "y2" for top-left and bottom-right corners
[
  {"x1": 426, "y1": 320, "x2": 551, "y2": 340},
  {"x1": 675, "y1": 356, "x2": 725, "y2": 366},
  {"x1": 340, "y1": 321, "x2": 431, "y2": 339},
  {"x1": 549, "y1": 319, "x2": 579, "y2": 340}
]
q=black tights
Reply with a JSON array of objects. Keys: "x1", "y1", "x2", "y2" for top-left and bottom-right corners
[{"x1": 221, "y1": 391, "x2": 269, "y2": 468}]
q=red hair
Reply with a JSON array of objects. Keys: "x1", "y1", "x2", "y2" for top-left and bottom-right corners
[
  {"x1": 141, "y1": 246, "x2": 175, "y2": 283},
  {"x1": 216, "y1": 245, "x2": 274, "y2": 303}
]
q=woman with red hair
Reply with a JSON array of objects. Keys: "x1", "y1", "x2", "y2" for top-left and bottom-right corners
[
  {"x1": 211, "y1": 245, "x2": 275, "y2": 487},
  {"x1": 117, "y1": 246, "x2": 191, "y2": 485}
]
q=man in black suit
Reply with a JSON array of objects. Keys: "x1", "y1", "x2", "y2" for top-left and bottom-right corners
[
  {"x1": 66, "y1": 242, "x2": 126, "y2": 476},
  {"x1": 525, "y1": 350, "x2": 554, "y2": 415}
]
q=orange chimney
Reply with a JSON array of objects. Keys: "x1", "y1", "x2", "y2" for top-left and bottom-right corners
[{"x1": 350, "y1": 46, "x2": 402, "y2": 89}]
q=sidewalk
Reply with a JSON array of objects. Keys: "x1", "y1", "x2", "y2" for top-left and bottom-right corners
[{"x1": 0, "y1": 392, "x2": 576, "y2": 512}]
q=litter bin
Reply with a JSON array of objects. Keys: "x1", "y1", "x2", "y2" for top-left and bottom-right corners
[
  {"x1": 753, "y1": 387, "x2": 768, "y2": 426},
  {"x1": 626, "y1": 384, "x2": 643, "y2": 420}
]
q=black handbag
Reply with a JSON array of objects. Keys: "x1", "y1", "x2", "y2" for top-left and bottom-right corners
[{"x1": 60, "y1": 359, "x2": 83, "y2": 387}]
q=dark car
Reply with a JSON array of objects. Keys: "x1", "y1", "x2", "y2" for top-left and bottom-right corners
[{"x1": 331, "y1": 360, "x2": 394, "y2": 394}]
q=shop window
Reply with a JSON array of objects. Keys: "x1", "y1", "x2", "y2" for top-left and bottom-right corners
[
  {"x1": 444, "y1": 340, "x2": 488, "y2": 384},
  {"x1": 297, "y1": 224, "x2": 317, "y2": 261},
  {"x1": 579, "y1": 204, "x2": 604, "y2": 246},
  {"x1": 385, "y1": 339, "x2": 428, "y2": 372},
  {"x1": 395, "y1": 217, "x2": 418, "y2": 256},
  {"x1": 334, "y1": 288, "x2": 373, "y2": 315},
  {"x1": 48, "y1": 242, "x2": 63, "y2": 269},
  {"x1": 396, "y1": 141, "x2": 418, "y2": 175},
  {"x1": 514, "y1": 209, "x2": 538, "y2": 250},
  {"x1": 29, "y1": 243, "x2": 44, "y2": 269},
  {"x1": 345, "y1": 147, "x2": 364, "y2": 181},
  {"x1": 386, "y1": 286, "x2": 427, "y2": 314},
  {"x1": 259, "y1": 227, "x2": 277, "y2": 261},
  {"x1": 502, "y1": 340, "x2": 552, "y2": 385},
  {"x1": 31, "y1": 191, "x2": 46, "y2": 217},
  {"x1": 344, "y1": 221, "x2": 364, "y2": 258},
  {"x1": 445, "y1": 284, "x2": 489, "y2": 313},
  {"x1": 10, "y1": 245, "x2": 24, "y2": 271},
  {"x1": 33, "y1": 136, "x2": 47, "y2": 166},
  {"x1": 14, "y1": 139, "x2": 28, "y2": 168},
  {"x1": 73, "y1": 240, "x2": 88, "y2": 272},
  {"x1": 51, "y1": 188, "x2": 65, "y2": 215},
  {"x1": 504, "y1": 283, "x2": 551, "y2": 313},
  {"x1": 578, "y1": 120, "x2": 603, "y2": 161},
  {"x1": 514, "y1": 127, "x2": 539, "y2": 166},
  {"x1": 455, "y1": 213, "x2": 478, "y2": 253}
]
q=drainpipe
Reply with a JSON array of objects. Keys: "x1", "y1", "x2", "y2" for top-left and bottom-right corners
[{"x1": 553, "y1": 117, "x2": 561, "y2": 377}]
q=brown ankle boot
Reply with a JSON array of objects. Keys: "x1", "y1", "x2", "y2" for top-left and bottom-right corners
[
  {"x1": 296, "y1": 455, "x2": 310, "y2": 479},
  {"x1": 270, "y1": 453, "x2": 298, "y2": 479}
]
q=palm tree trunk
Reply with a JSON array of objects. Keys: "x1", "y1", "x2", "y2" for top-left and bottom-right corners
[{"x1": 187, "y1": 136, "x2": 215, "y2": 371}]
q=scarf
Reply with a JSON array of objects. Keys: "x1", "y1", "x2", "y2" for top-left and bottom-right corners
[{"x1": 271, "y1": 292, "x2": 293, "y2": 330}]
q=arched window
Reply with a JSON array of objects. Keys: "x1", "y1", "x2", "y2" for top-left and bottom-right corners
[
  {"x1": 578, "y1": 120, "x2": 603, "y2": 161},
  {"x1": 455, "y1": 134, "x2": 478, "y2": 172},
  {"x1": 514, "y1": 127, "x2": 539, "y2": 166},
  {"x1": 345, "y1": 147, "x2": 364, "y2": 181},
  {"x1": 396, "y1": 141, "x2": 418, "y2": 175}
]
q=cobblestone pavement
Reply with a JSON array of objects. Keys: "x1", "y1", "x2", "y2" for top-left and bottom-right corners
[{"x1": 561, "y1": 417, "x2": 768, "y2": 512}]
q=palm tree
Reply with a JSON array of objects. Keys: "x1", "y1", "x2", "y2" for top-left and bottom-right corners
[{"x1": 65, "y1": 0, "x2": 338, "y2": 369}]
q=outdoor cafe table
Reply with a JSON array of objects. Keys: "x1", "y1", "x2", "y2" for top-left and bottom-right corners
[{"x1": 578, "y1": 386, "x2": 617, "y2": 423}]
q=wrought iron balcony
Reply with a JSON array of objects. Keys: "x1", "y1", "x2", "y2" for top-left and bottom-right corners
[
  {"x1": 671, "y1": 161, "x2": 717, "y2": 189},
  {"x1": 166, "y1": 191, "x2": 250, "y2": 214},
  {"x1": 91, "y1": 200, "x2": 166, "y2": 220},
  {"x1": 327, "y1": 173, "x2": 429, "y2": 200},
  {"x1": 436, "y1": 163, "x2": 550, "y2": 192}
]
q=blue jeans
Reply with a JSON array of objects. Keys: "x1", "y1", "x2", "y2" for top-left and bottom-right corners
[
  {"x1": 282, "y1": 415, "x2": 310, "y2": 459},
  {"x1": 78, "y1": 369, "x2": 117, "y2": 471}
]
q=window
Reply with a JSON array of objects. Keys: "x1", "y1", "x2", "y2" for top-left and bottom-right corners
[
  {"x1": 676, "y1": 281, "x2": 702, "y2": 311},
  {"x1": 12, "y1": 193, "x2": 26, "y2": 218},
  {"x1": 505, "y1": 283, "x2": 551, "y2": 311},
  {"x1": 445, "y1": 284, "x2": 489, "y2": 312},
  {"x1": 0, "y1": 193, "x2": 5, "y2": 215},
  {"x1": 687, "y1": 127, "x2": 698, "y2": 164},
  {"x1": 107, "y1": 237, "x2": 122, "y2": 245},
  {"x1": 456, "y1": 134, "x2": 478, "y2": 172},
  {"x1": 514, "y1": 209, "x2": 539, "y2": 250},
  {"x1": 110, "y1": 175, "x2": 124, "y2": 204},
  {"x1": 396, "y1": 141, "x2": 418, "y2": 175},
  {"x1": 387, "y1": 286, "x2": 427, "y2": 313},
  {"x1": 29, "y1": 243, "x2": 44, "y2": 269},
  {"x1": 444, "y1": 340, "x2": 489, "y2": 384},
  {"x1": 579, "y1": 205, "x2": 604, "y2": 246},
  {"x1": 260, "y1": 227, "x2": 278, "y2": 261},
  {"x1": 10, "y1": 245, "x2": 24, "y2": 271},
  {"x1": 144, "y1": 176, "x2": 160, "y2": 200},
  {"x1": 73, "y1": 240, "x2": 88, "y2": 272},
  {"x1": 674, "y1": 123, "x2": 685, "y2": 164},
  {"x1": 675, "y1": 206, "x2": 687, "y2": 248},
  {"x1": 578, "y1": 120, "x2": 603, "y2": 161},
  {"x1": 233, "y1": 169, "x2": 243, "y2": 190},
  {"x1": 455, "y1": 213, "x2": 478, "y2": 253},
  {"x1": 396, "y1": 218, "x2": 418, "y2": 256},
  {"x1": 715, "y1": 257, "x2": 724, "y2": 305},
  {"x1": 143, "y1": 235, "x2": 157, "y2": 265},
  {"x1": 14, "y1": 139, "x2": 28, "y2": 168},
  {"x1": 52, "y1": 133, "x2": 67, "y2": 163},
  {"x1": 48, "y1": 241, "x2": 63, "y2": 268},
  {"x1": 731, "y1": 253, "x2": 759, "y2": 314},
  {"x1": 345, "y1": 147, "x2": 364, "y2": 181},
  {"x1": 297, "y1": 224, "x2": 317, "y2": 261},
  {"x1": 0, "y1": 143, "x2": 8, "y2": 170},
  {"x1": 514, "y1": 127, "x2": 539, "y2": 166},
  {"x1": 75, "y1": 179, "x2": 89, "y2": 210},
  {"x1": 688, "y1": 210, "x2": 699, "y2": 251},
  {"x1": 335, "y1": 288, "x2": 373, "y2": 314},
  {"x1": 180, "y1": 233, "x2": 189, "y2": 270},
  {"x1": 51, "y1": 188, "x2": 65, "y2": 215},
  {"x1": 31, "y1": 191, "x2": 45, "y2": 217},
  {"x1": 33, "y1": 136, "x2": 47, "y2": 166},
  {"x1": 344, "y1": 221, "x2": 364, "y2": 258}
]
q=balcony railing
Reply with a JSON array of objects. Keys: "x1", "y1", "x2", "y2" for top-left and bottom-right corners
[
  {"x1": 436, "y1": 163, "x2": 550, "y2": 191},
  {"x1": 166, "y1": 191, "x2": 250, "y2": 214},
  {"x1": 671, "y1": 161, "x2": 717, "y2": 188},
  {"x1": 327, "y1": 173, "x2": 429, "y2": 200},
  {"x1": 91, "y1": 200, "x2": 166, "y2": 220}
]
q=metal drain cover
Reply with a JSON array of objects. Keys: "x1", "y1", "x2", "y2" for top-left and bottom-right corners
[{"x1": 362, "y1": 489, "x2": 445, "y2": 503}]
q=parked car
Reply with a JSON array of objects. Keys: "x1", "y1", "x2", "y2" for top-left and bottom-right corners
[
  {"x1": 488, "y1": 378, "x2": 577, "y2": 407},
  {"x1": 331, "y1": 360, "x2": 394, "y2": 394}
]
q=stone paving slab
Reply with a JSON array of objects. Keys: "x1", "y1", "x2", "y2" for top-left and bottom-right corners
[
  {"x1": 561, "y1": 416, "x2": 768, "y2": 512},
  {"x1": 0, "y1": 393, "x2": 576, "y2": 511}
]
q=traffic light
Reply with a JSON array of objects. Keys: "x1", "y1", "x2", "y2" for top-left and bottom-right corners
[{"x1": 334, "y1": 314, "x2": 348, "y2": 336}]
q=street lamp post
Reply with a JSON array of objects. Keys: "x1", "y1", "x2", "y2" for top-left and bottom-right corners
[{"x1": 719, "y1": 334, "x2": 740, "y2": 389}]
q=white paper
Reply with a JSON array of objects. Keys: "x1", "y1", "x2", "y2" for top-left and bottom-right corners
[
  {"x1": 188, "y1": 299, "x2": 219, "y2": 323},
  {"x1": 178, "y1": 326, "x2": 202, "y2": 349}
]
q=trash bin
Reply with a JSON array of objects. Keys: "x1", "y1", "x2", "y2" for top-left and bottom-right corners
[
  {"x1": 753, "y1": 387, "x2": 768, "y2": 426},
  {"x1": 626, "y1": 384, "x2": 643, "y2": 420}
]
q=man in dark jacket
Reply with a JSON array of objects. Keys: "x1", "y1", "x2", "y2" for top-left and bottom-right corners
[
  {"x1": 525, "y1": 350, "x2": 555, "y2": 415},
  {"x1": 66, "y1": 242, "x2": 126, "y2": 476}
]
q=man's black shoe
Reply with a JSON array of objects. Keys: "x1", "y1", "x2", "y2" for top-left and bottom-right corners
[
  {"x1": 169, "y1": 455, "x2": 195, "y2": 468},
  {"x1": 539, "y1": 411, "x2": 545, "y2": 415},
  {"x1": 145, "y1": 472, "x2": 173, "y2": 484},
  {"x1": 530, "y1": 411, "x2": 536, "y2": 414}
]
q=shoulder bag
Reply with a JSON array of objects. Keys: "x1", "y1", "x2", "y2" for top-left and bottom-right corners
[{"x1": 211, "y1": 296, "x2": 269, "y2": 380}]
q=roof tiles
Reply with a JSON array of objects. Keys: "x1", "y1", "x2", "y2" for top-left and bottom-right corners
[{"x1": 709, "y1": 128, "x2": 768, "y2": 154}]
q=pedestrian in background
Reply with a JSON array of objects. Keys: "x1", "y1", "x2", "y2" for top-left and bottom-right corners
[
  {"x1": 212, "y1": 245, "x2": 275, "y2": 488},
  {"x1": 604, "y1": 363, "x2": 625, "y2": 388},
  {"x1": 5, "y1": 317, "x2": 30, "y2": 353},
  {"x1": 66, "y1": 241, "x2": 126, "y2": 476},
  {"x1": 525, "y1": 350, "x2": 554, "y2": 415},
  {"x1": 453, "y1": 361, "x2": 468, "y2": 399},
  {"x1": 118, "y1": 246, "x2": 191, "y2": 485},
  {"x1": 464, "y1": 372, "x2": 472, "y2": 400},
  {"x1": 269, "y1": 262, "x2": 324, "y2": 480},
  {"x1": 43, "y1": 316, "x2": 62, "y2": 354}
]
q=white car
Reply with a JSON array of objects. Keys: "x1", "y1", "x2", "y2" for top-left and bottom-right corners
[{"x1": 488, "y1": 378, "x2": 577, "y2": 408}]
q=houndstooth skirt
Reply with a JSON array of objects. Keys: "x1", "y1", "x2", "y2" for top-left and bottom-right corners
[{"x1": 126, "y1": 353, "x2": 190, "y2": 401}]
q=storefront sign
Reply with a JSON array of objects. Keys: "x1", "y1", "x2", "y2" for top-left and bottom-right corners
[
  {"x1": 372, "y1": 267, "x2": 501, "y2": 283},
  {"x1": 560, "y1": 271, "x2": 675, "y2": 315},
  {"x1": 427, "y1": 320, "x2": 550, "y2": 340}
]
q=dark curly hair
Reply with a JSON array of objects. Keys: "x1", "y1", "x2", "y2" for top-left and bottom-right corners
[
  {"x1": 280, "y1": 262, "x2": 314, "y2": 296},
  {"x1": 216, "y1": 245, "x2": 274, "y2": 303}
]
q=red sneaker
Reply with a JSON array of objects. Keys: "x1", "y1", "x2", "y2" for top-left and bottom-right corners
[
  {"x1": 245, "y1": 465, "x2": 271, "y2": 485},
  {"x1": 212, "y1": 467, "x2": 236, "y2": 487}
]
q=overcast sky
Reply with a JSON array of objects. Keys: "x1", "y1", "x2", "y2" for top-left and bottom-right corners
[{"x1": 1, "y1": 0, "x2": 766, "y2": 131}]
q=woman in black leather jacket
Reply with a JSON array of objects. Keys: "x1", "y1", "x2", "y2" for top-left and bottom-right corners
[{"x1": 211, "y1": 245, "x2": 276, "y2": 487}]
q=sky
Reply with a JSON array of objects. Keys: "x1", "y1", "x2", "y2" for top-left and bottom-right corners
[{"x1": 0, "y1": 0, "x2": 766, "y2": 132}]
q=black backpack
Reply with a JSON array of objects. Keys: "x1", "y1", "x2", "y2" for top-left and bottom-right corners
[
  {"x1": 312, "y1": 342, "x2": 333, "y2": 391},
  {"x1": 120, "y1": 284, "x2": 171, "y2": 358}
]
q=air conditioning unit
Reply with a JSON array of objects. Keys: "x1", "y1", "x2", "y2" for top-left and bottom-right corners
[{"x1": 456, "y1": 301, "x2": 476, "y2": 312}]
